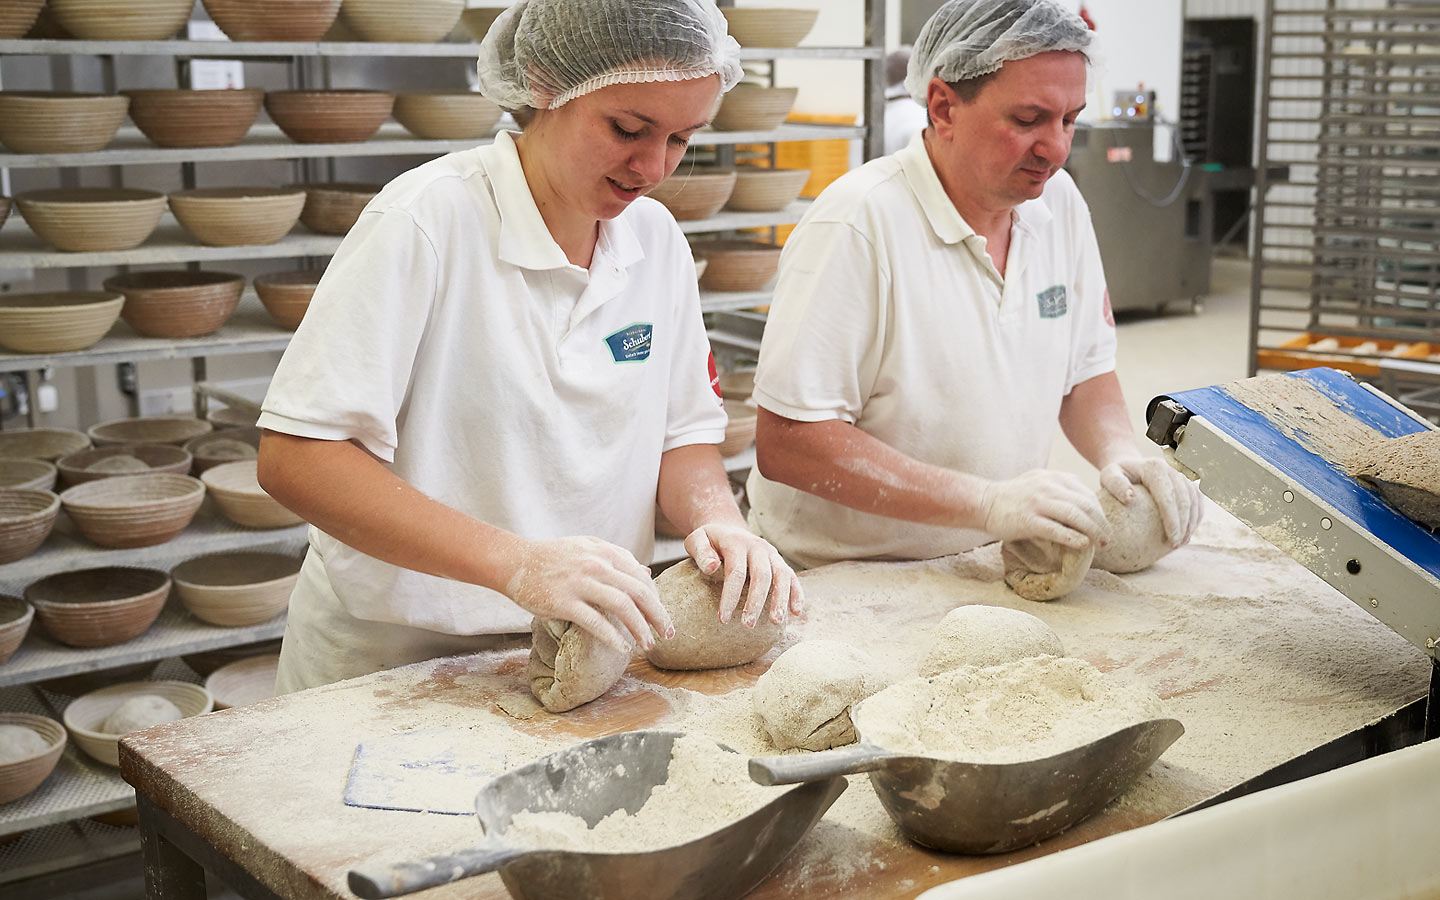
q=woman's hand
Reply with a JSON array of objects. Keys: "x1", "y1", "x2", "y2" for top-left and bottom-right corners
[
  {"x1": 505, "y1": 536, "x2": 674, "y2": 653},
  {"x1": 685, "y1": 524, "x2": 803, "y2": 628},
  {"x1": 1099, "y1": 457, "x2": 1203, "y2": 548}
]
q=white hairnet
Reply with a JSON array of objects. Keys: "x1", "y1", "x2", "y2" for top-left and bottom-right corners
[
  {"x1": 476, "y1": 0, "x2": 743, "y2": 111},
  {"x1": 905, "y1": 0, "x2": 1093, "y2": 104}
]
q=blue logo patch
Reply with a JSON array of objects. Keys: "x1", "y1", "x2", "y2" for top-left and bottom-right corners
[
  {"x1": 604, "y1": 322, "x2": 653, "y2": 363},
  {"x1": 1037, "y1": 284, "x2": 1068, "y2": 319}
]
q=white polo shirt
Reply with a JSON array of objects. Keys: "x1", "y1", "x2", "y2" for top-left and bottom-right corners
[
  {"x1": 746, "y1": 131, "x2": 1117, "y2": 568},
  {"x1": 259, "y1": 130, "x2": 726, "y2": 635}
]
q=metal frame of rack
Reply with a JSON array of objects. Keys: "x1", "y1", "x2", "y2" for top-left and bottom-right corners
[{"x1": 1250, "y1": 0, "x2": 1440, "y2": 379}]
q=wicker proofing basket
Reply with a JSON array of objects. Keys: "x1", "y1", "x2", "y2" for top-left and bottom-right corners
[
  {"x1": 295, "y1": 183, "x2": 380, "y2": 236},
  {"x1": 102, "y1": 270, "x2": 245, "y2": 339},
  {"x1": 719, "y1": 7, "x2": 819, "y2": 48},
  {"x1": 648, "y1": 167, "x2": 737, "y2": 221},
  {"x1": 59, "y1": 473, "x2": 206, "y2": 548},
  {"x1": 184, "y1": 428, "x2": 261, "y2": 475},
  {"x1": 691, "y1": 239, "x2": 783, "y2": 292},
  {"x1": 340, "y1": 0, "x2": 464, "y2": 42},
  {"x1": 205, "y1": 654, "x2": 281, "y2": 710},
  {"x1": 16, "y1": 188, "x2": 166, "y2": 253},
  {"x1": 88, "y1": 416, "x2": 213, "y2": 448},
  {"x1": 122, "y1": 88, "x2": 264, "y2": 149},
  {"x1": 253, "y1": 269, "x2": 323, "y2": 330},
  {"x1": 202, "y1": 460, "x2": 304, "y2": 528},
  {"x1": 718, "y1": 406, "x2": 759, "y2": 457},
  {"x1": 0, "y1": 291, "x2": 125, "y2": 354},
  {"x1": 0, "y1": 713, "x2": 65, "y2": 804},
  {"x1": 57, "y1": 445, "x2": 194, "y2": 487},
  {"x1": 0, "y1": 596, "x2": 36, "y2": 664},
  {"x1": 0, "y1": 428, "x2": 91, "y2": 462},
  {"x1": 26, "y1": 566, "x2": 172, "y2": 649},
  {"x1": 458, "y1": 6, "x2": 505, "y2": 41},
  {"x1": 172, "y1": 551, "x2": 302, "y2": 627},
  {"x1": 0, "y1": 0, "x2": 45, "y2": 39},
  {"x1": 0, "y1": 459, "x2": 57, "y2": 492},
  {"x1": 63, "y1": 681, "x2": 212, "y2": 766},
  {"x1": 47, "y1": 0, "x2": 194, "y2": 40},
  {"x1": 727, "y1": 167, "x2": 811, "y2": 212},
  {"x1": 392, "y1": 92, "x2": 503, "y2": 140},
  {"x1": 207, "y1": 405, "x2": 261, "y2": 429},
  {"x1": 0, "y1": 91, "x2": 129, "y2": 154},
  {"x1": 263, "y1": 90, "x2": 395, "y2": 143},
  {"x1": 711, "y1": 85, "x2": 798, "y2": 132},
  {"x1": 0, "y1": 489, "x2": 59, "y2": 564},
  {"x1": 199, "y1": 0, "x2": 342, "y2": 42},
  {"x1": 168, "y1": 187, "x2": 306, "y2": 248}
]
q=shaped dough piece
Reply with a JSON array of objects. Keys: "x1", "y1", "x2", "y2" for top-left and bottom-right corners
[
  {"x1": 1347, "y1": 432, "x2": 1440, "y2": 529},
  {"x1": 0, "y1": 724, "x2": 50, "y2": 763},
  {"x1": 101, "y1": 694, "x2": 183, "y2": 736},
  {"x1": 1091, "y1": 486, "x2": 1173, "y2": 574},
  {"x1": 645, "y1": 560, "x2": 783, "y2": 670},
  {"x1": 528, "y1": 616, "x2": 634, "y2": 713},
  {"x1": 919, "y1": 605, "x2": 1065, "y2": 677},
  {"x1": 753, "y1": 640, "x2": 888, "y2": 751},
  {"x1": 1001, "y1": 538, "x2": 1094, "y2": 602}
]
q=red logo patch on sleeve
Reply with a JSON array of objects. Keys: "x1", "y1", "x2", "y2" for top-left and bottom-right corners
[
  {"x1": 1102, "y1": 289, "x2": 1115, "y2": 327},
  {"x1": 707, "y1": 352, "x2": 722, "y2": 402}
]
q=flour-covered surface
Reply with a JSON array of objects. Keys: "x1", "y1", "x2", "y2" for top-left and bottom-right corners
[{"x1": 120, "y1": 502, "x2": 1429, "y2": 900}]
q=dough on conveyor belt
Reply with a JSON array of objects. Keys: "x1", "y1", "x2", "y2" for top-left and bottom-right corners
[{"x1": 1347, "y1": 431, "x2": 1440, "y2": 529}]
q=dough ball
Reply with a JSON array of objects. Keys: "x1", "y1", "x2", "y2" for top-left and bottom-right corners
[
  {"x1": 752, "y1": 640, "x2": 888, "y2": 751},
  {"x1": 1091, "y1": 485, "x2": 1173, "y2": 574},
  {"x1": 0, "y1": 724, "x2": 51, "y2": 763},
  {"x1": 919, "y1": 605, "x2": 1065, "y2": 676},
  {"x1": 645, "y1": 560, "x2": 784, "y2": 670},
  {"x1": 1002, "y1": 538, "x2": 1094, "y2": 602},
  {"x1": 528, "y1": 616, "x2": 634, "y2": 713},
  {"x1": 101, "y1": 694, "x2": 184, "y2": 736},
  {"x1": 1348, "y1": 432, "x2": 1440, "y2": 529},
  {"x1": 200, "y1": 439, "x2": 258, "y2": 462},
  {"x1": 87, "y1": 455, "x2": 148, "y2": 473}
]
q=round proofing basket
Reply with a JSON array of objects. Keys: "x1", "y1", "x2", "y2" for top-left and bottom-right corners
[
  {"x1": 208, "y1": 405, "x2": 261, "y2": 429},
  {"x1": 0, "y1": 459, "x2": 57, "y2": 492},
  {"x1": 296, "y1": 183, "x2": 380, "y2": 236},
  {"x1": 102, "y1": 270, "x2": 245, "y2": 339},
  {"x1": 47, "y1": 0, "x2": 193, "y2": 40},
  {"x1": 718, "y1": 369, "x2": 756, "y2": 403},
  {"x1": 458, "y1": 6, "x2": 505, "y2": 41},
  {"x1": 182, "y1": 638, "x2": 283, "y2": 677},
  {"x1": 184, "y1": 428, "x2": 261, "y2": 475},
  {"x1": 263, "y1": 90, "x2": 395, "y2": 144},
  {"x1": 0, "y1": 489, "x2": 60, "y2": 564},
  {"x1": 0, "y1": 91, "x2": 129, "y2": 154},
  {"x1": 719, "y1": 7, "x2": 819, "y2": 48},
  {"x1": 726, "y1": 167, "x2": 811, "y2": 212},
  {"x1": 205, "y1": 654, "x2": 281, "y2": 710},
  {"x1": 59, "y1": 473, "x2": 206, "y2": 549},
  {"x1": 0, "y1": 428, "x2": 91, "y2": 462},
  {"x1": 168, "y1": 187, "x2": 306, "y2": 247},
  {"x1": 0, "y1": 713, "x2": 65, "y2": 804},
  {"x1": 16, "y1": 188, "x2": 166, "y2": 253},
  {"x1": 122, "y1": 88, "x2": 264, "y2": 149},
  {"x1": 0, "y1": 596, "x2": 35, "y2": 664},
  {"x1": 88, "y1": 416, "x2": 213, "y2": 448},
  {"x1": 25, "y1": 566, "x2": 171, "y2": 648},
  {"x1": 0, "y1": 0, "x2": 45, "y2": 39},
  {"x1": 254, "y1": 269, "x2": 323, "y2": 330},
  {"x1": 392, "y1": 92, "x2": 503, "y2": 140},
  {"x1": 648, "y1": 167, "x2": 737, "y2": 221},
  {"x1": 173, "y1": 551, "x2": 302, "y2": 627},
  {"x1": 718, "y1": 407, "x2": 759, "y2": 457},
  {"x1": 340, "y1": 0, "x2": 464, "y2": 42},
  {"x1": 711, "y1": 85, "x2": 798, "y2": 132},
  {"x1": 201, "y1": 460, "x2": 303, "y2": 528},
  {"x1": 691, "y1": 240, "x2": 783, "y2": 292},
  {"x1": 200, "y1": 0, "x2": 342, "y2": 42},
  {"x1": 0, "y1": 291, "x2": 124, "y2": 354},
  {"x1": 63, "y1": 681, "x2": 213, "y2": 767},
  {"x1": 57, "y1": 444, "x2": 194, "y2": 487}
]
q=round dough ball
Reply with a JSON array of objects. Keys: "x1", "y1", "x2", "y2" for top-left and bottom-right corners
[
  {"x1": 199, "y1": 439, "x2": 258, "y2": 462},
  {"x1": 0, "y1": 724, "x2": 50, "y2": 763},
  {"x1": 87, "y1": 455, "x2": 148, "y2": 473},
  {"x1": 528, "y1": 616, "x2": 634, "y2": 713},
  {"x1": 919, "y1": 605, "x2": 1064, "y2": 676},
  {"x1": 1091, "y1": 486, "x2": 1172, "y2": 574},
  {"x1": 645, "y1": 560, "x2": 784, "y2": 671},
  {"x1": 753, "y1": 640, "x2": 887, "y2": 751},
  {"x1": 101, "y1": 694, "x2": 184, "y2": 736},
  {"x1": 1002, "y1": 538, "x2": 1094, "y2": 601}
]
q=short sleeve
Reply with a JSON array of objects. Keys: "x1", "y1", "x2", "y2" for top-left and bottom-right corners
[
  {"x1": 663, "y1": 246, "x2": 727, "y2": 451},
  {"x1": 257, "y1": 206, "x2": 439, "y2": 462},
  {"x1": 1063, "y1": 195, "x2": 1117, "y2": 394},
  {"x1": 752, "y1": 220, "x2": 890, "y2": 424}
]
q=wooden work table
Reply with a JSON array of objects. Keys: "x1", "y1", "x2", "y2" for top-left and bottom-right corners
[{"x1": 119, "y1": 506, "x2": 1433, "y2": 899}]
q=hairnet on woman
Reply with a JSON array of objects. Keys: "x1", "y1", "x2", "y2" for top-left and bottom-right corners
[{"x1": 256, "y1": 0, "x2": 801, "y2": 695}]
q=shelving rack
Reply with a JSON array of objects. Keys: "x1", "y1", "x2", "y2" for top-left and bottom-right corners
[
  {"x1": 0, "y1": 4, "x2": 886, "y2": 889},
  {"x1": 1250, "y1": 0, "x2": 1440, "y2": 378}
]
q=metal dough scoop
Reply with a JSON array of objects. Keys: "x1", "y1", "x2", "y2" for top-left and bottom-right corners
[
  {"x1": 750, "y1": 714, "x2": 1183, "y2": 855},
  {"x1": 347, "y1": 729, "x2": 846, "y2": 900}
]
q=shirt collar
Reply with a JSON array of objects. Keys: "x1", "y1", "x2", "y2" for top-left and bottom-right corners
[{"x1": 897, "y1": 131, "x2": 1054, "y2": 242}]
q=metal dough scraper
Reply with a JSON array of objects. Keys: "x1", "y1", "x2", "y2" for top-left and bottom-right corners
[{"x1": 343, "y1": 728, "x2": 500, "y2": 815}]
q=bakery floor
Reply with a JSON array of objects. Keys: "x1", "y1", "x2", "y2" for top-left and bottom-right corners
[{"x1": 21, "y1": 257, "x2": 1255, "y2": 900}]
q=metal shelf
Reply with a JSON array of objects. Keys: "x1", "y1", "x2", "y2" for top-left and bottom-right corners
[
  {"x1": 0, "y1": 818, "x2": 140, "y2": 885},
  {"x1": 677, "y1": 200, "x2": 810, "y2": 235}
]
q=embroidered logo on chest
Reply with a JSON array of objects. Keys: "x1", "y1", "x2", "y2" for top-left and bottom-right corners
[
  {"x1": 604, "y1": 322, "x2": 654, "y2": 363},
  {"x1": 1036, "y1": 284, "x2": 1068, "y2": 319}
]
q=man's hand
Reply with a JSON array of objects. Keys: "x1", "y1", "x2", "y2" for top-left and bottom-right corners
[
  {"x1": 686, "y1": 523, "x2": 803, "y2": 628},
  {"x1": 979, "y1": 469, "x2": 1111, "y2": 549},
  {"x1": 1099, "y1": 457, "x2": 1202, "y2": 547}
]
